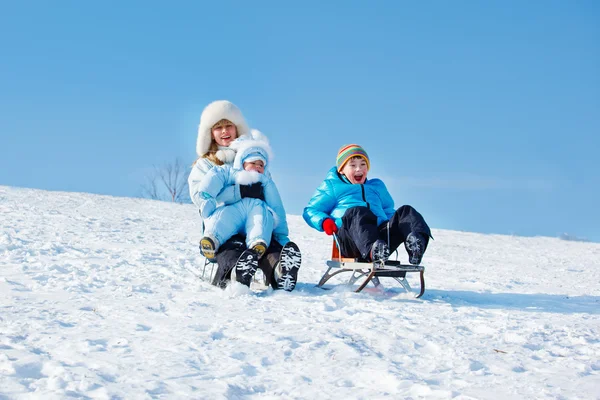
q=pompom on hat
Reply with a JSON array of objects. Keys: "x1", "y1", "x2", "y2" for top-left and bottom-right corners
[
  {"x1": 196, "y1": 100, "x2": 251, "y2": 156},
  {"x1": 336, "y1": 144, "x2": 370, "y2": 172}
]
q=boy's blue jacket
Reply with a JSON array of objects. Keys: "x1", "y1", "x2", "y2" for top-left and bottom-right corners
[{"x1": 303, "y1": 166, "x2": 396, "y2": 231}]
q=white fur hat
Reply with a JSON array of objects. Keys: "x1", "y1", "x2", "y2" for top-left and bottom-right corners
[{"x1": 196, "y1": 100, "x2": 251, "y2": 156}]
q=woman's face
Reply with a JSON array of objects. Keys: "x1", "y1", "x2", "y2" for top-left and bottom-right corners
[{"x1": 212, "y1": 122, "x2": 238, "y2": 147}]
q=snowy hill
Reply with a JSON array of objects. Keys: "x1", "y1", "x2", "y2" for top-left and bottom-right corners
[{"x1": 1, "y1": 185, "x2": 599, "y2": 399}]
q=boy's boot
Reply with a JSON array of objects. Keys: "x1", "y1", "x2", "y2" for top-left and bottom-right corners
[
  {"x1": 404, "y1": 232, "x2": 425, "y2": 265},
  {"x1": 200, "y1": 237, "x2": 218, "y2": 262},
  {"x1": 274, "y1": 242, "x2": 302, "y2": 292},
  {"x1": 370, "y1": 239, "x2": 389, "y2": 263},
  {"x1": 234, "y1": 249, "x2": 259, "y2": 287}
]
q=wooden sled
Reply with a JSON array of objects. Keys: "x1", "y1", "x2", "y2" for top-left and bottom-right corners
[{"x1": 316, "y1": 234, "x2": 426, "y2": 298}]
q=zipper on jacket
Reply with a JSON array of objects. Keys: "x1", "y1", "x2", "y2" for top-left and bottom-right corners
[{"x1": 360, "y1": 184, "x2": 370, "y2": 209}]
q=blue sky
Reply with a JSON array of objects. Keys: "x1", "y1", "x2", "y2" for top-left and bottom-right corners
[{"x1": 1, "y1": 1, "x2": 598, "y2": 241}]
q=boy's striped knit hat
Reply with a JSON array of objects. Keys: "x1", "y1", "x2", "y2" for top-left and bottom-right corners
[{"x1": 336, "y1": 144, "x2": 370, "y2": 172}]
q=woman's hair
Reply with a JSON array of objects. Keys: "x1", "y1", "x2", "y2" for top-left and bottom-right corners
[
  {"x1": 192, "y1": 131, "x2": 227, "y2": 167},
  {"x1": 202, "y1": 141, "x2": 225, "y2": 166}
]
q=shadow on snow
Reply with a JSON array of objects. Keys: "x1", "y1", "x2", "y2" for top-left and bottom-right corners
[
  {"x1": 424, "y1": 289, "x2": 600, "y2": 314},
  {"x1": 291, "y1": 283, "x2": 600, "y2": 314}
]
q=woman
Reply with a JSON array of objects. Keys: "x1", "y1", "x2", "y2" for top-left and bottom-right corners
[{"x1": 188, "y1": 100, "x2": 302, "y2": 291}]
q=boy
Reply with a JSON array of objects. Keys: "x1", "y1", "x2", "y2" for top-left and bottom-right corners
[
  {"x1": 303, "y1": 144, "x2": 431, "y2": 265},
  {"x1": 197, "y1": 134, "x2": 289, "y2": 278}
]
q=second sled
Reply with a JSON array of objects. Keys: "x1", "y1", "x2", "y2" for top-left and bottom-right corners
[{"x1": 316, "y1": 234, "x2": 426, "y2": 298}]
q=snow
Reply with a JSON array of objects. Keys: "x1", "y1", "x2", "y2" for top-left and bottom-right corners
[{"x1": 1, "y1": 185, "x2": 599, "y2": 399}]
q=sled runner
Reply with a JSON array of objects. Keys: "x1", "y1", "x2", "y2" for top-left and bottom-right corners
[
  {"x1": 199, "y1": 257, "x2": 217, "y2": 282},
  {"x1": 317, "y1": 234, "x2": 425, "y2": 298}
]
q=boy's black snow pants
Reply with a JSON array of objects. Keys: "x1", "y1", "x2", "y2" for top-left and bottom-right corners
[
  {"x1": 337, "y1": 206, "x2": 432, "y2": 261},
  {"x1": 211, "y1": 234, "x2": 283, "y2": 289}
]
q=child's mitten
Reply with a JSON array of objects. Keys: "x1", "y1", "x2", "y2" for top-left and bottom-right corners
[{"x1": 322, "y1": 218, "x2": 338, "y2": 235}]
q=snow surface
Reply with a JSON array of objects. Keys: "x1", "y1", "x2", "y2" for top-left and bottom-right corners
[{"x1": 1, "y1": 185, "x2": 599, "y2": 399}]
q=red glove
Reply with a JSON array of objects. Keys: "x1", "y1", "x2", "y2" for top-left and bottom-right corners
[{"x1": 322, "y1": 218, "x2": 338, "y2": 235}]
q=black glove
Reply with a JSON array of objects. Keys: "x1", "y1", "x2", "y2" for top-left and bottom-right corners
[{"x1": 240, "y1": 182, "x2": 265, "y2": 201}]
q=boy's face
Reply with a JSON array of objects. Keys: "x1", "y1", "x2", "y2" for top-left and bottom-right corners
[
  {"x1": 341, "y1": 156, "x2": 368, "y2": 184},
  {"x1": 243, "y1": 160, "x2": 265, "y2": 174}
]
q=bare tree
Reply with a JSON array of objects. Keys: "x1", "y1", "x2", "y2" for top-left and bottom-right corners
[
  {"x1": 141, "y1": 173, "x2": 160, "y2": 200},
  {"x1": 141, "y1": 158, "x2": 190, "y2": 203}
]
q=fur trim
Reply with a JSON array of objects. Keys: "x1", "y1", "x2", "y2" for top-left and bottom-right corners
[
  {"x1": 196, "y1": 100, "x2": 251, "y2": 156},
  {"x1": 215, "y1": 147, "x2": 236, "y2": 163},
  {"x1": 231, "y1": 130, "x2": 274, "y2": 170},
  {"x1": 235, "y1": 170, "x2": 262, "y2": 185},
  {"x1": 249, "y1": 129, "x2": 269, "y2": 143}
]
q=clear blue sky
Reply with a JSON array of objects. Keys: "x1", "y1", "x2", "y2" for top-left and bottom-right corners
[{"x1": 1, "y1": 1, "x2": 598, "y2": 242}]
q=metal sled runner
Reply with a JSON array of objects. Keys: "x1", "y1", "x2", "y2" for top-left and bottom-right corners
[{"x1": 317, "y1": 234, "x2": 426, "y2": 298}]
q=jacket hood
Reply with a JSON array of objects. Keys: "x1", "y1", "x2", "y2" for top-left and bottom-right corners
[{"x1": 231, "y1": 130, "x2": 273, "y2": 171}]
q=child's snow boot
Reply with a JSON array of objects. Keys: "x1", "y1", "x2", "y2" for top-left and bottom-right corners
[
  {"x1": 234, "y1": 249, "x2": 259, "y2": 287},
  {"x1": 274, "y1": 241, "x2": 302, "y2": 292},
  {"x1": 249, "y1": 240, "x2": 268, "y2": 259},
  {"x1": 404, "y1": 232, "x2": 425, "y2": 265},
  {"x1": 200, "y1": 237, "x2": 218, "y2": 261},
  {"x1": 370, "y1": 239, "x2": 389, "y2": 263}
]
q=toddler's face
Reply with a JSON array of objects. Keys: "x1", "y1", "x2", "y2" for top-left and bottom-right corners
[
  {"x1": 243, "y1": 160, "x2": 265, "y2": 174},
  {"x1": 341, "y1": 157, "x2": 368, "y2": 184}
]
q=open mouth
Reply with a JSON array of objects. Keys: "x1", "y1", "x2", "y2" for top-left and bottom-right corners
[
  {"x1": 221, "y1": 135, "x2": 232, "y2": 140},
  {"x1": 353, "y1": 174, "x2": 365, "y2": 182}
]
